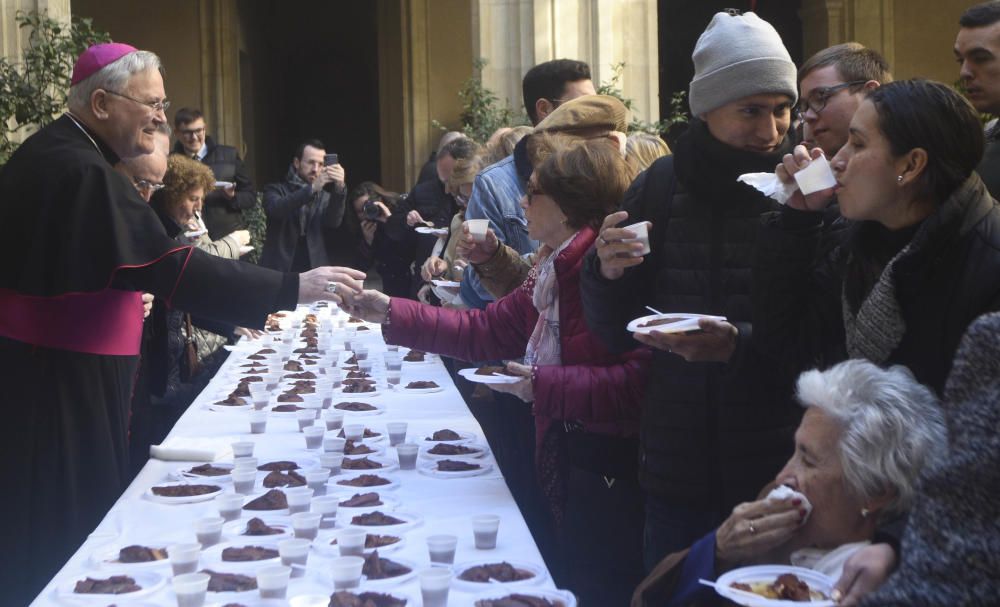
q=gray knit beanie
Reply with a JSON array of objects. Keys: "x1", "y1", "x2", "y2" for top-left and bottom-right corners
[{"x1": 689, "y1": 11, "x2": 798, "y2": 116}]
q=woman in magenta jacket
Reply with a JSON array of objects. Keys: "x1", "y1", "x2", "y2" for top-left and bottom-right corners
[{"x1": 349, "y1": 135, "x2": 650, "y2": 604}]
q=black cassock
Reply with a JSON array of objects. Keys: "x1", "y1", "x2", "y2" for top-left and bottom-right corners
[{"x1": 0, "y1": 115, "x2": 297, "y2": 603}]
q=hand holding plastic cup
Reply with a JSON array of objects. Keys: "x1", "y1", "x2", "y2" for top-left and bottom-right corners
[
  {"x1": 466, "y1": 219, "x2": 490, "y2": 242},
  {"x1": 622, "y1": 221, "x2": 651, "y2": 256}
]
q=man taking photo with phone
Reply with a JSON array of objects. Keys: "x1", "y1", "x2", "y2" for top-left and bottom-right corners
[{"x1": 260, "y1": 138, "x2": 347, "y2": 272}]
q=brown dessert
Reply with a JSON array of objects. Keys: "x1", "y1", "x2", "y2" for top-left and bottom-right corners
[
  {"x1": 247, "y1": 354, "x2": 266, "y2": 361},
  {"x1": 240, "y1": 375, "x2": 263, "y2": 383},
  {"x1": 356, "y1": 326, "x2": 371, "y2": 331},
  {"x1": 284, "y1": 371, "x2": 317, "y2": 380},
  {"x1": 344, "y1": 354, "x2": 359, "y2": 365},
  {"x1": 243, "y1": 489, "x2": 288, "y2": 511},
  {"x1": 339, "y1": 492, "x2": 383, "y2": 507},
  {"x1": 342, "y1": 382, "x2": 376, "y2": 394},
  {"x1": 244, "y1": 517, "x2": 282, "y2": 536},
  {"x1": 351, "y1": 511, "x2": 405, "y2": 526},
  {"x1": 338, "y1": 428, "x2": 380, "y2": 439},
  {"x1": 283, "y1": 360, "x2": 303, "y2": 372},
  {"x1": 428, "y1": 443, "x2": 479, "y2": 456},
  {"x1": 328, "y1": 590, "x2": 408, "y2": 607},
  {"x1": 186, "y1": 463, "x2": 232, "y2": 477},
  {"x1": 293, "y1": 346, "x2": 319, "y2": 354},
  {"x1": 732, "y1": 573, "x2": 817, "y2": 601},
  {"x1": 474, "y1": 595, "x2": 566, "y2": 607},
  {"x1": 74, "y1": 575, "x2": 141, "y2": 594},
  {"x1": 335, "y1": 401, "x2": 377, "y2": 411},
  {"x1": 475, "y1": 365, "x2": 517, "y2": 377},
  {"x1": 300, "y1": 353, "x2": 321, "y2": 360},
  {"x1": 331, "y1": 533, "x2": 401, "y2": 550},
  {"x1": 342, "y1": 456, "x2": 384, "y2": 470},
  {"x1": 285, "y1": 384, "x2": 316, "y2": 395},
  {"x1": 403, "y1": 350, "x2": 426, "y2": 362},
  {"x1": 438, "y1": 459, "x2": 480, "y2": 472},
  {"x1": 361, "y1": 550, "x2": 412, "y2": 580},
  {"x1": 256, "y1": 348, "x2": 277, "y2": 355},
  {"x1": 638, "y1": 316, "x2": 685, "y2": 328},
  {"x1": 276, "y1": 393, "x2": 304, "y2": 403},
  {"x1": 271, "y1": 404, "x2": 303, "y2": 412},
  {"x1": 214, "y1": 396, "x2": 248, "y2": 407},
  {"x1": 221, "y1": 545, "x2": 279, "y2": 562},
  {"x1": 427, "y1": 429, "x2": 460, "y2": 441},
  {"x1": 117, "y1": 545, "x2": 167, "y2": 563},
  {"x1": 257, "y1": 460, "x2": 300, "y2": 471},
  {"x1": 262, "y1": 469, "x2": 307, "y2": 488},
  {"x1": 345, "y1": 369, "x2": 368, "y2": 379},
  {"x1": 336, "y1": 474, "x2": 390, "y2": 487},
  {"x1": 405, "y1": 381, "x2": 439, "y2": 389},
  {"x1": 458, "y1": 562, "x2": 534, "y2": 583},
  {"x1": 151, "y1": 484, "x2": 220, "y2": 497},
  {"x1": 347, "y1": 316, "x2": 364, "y2": 323},
  {"x1": 343, "y1": 440, "x2": 375, "y2": 455},
  {"x1": 202, "y1": 569, "x2": 258, "y2": 592}
]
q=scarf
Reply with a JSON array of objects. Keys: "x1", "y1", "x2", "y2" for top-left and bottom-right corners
[{"x1": 524, "y1": 234, "x2": 576, "y2": 366}]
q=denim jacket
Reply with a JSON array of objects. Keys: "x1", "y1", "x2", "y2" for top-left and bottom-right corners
[{"x1": 462, "y1": 154, "x2": 538, "y2": 306}]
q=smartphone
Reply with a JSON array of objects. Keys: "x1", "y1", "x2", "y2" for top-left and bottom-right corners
[{"x1": 324, "y1": 153, "x2": 339, "y2": 166}]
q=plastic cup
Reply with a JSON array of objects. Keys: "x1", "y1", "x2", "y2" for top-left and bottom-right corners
[
  {"x1": 358, "y1": 359, "x2": 374, "y2": 374},
  {"x1": 304, "y1": 467, "x2": 330, "y2": 496},
  {"x1": 386, "y1": 370, "x2": 401, "y2": 386},
  {"x1": 343, "y1": 423, "x2": 364, "y2": 441},
  {"x1": 291, "y1": 512, "x2": 323, "y2": 541},
  {"x1": 311, "y1": 495, "x2": 339, "y2": 529},
  {"x1": 330, "y1": 555, "x2": 365, "y2": 590},
  {"x1": 252, "y1": 393, "x2": 270, "y2": 411},
  {"x1": 319, "y1": 452, "x2": 344, "y2": 476},
  {"x1": 194, "y1": 517, "x2": 224, "y2": 548},
  {"x1": 285, "y1": 486, "x2": 314, "y2": 515},
  {"x1": 466, "y1": 219, "x2": 489, "y2": 242},
  {"x1": 426, "y1": 534, "x2": 457, "y2": 565},
  {"x1": 168, "y1": 543, "x2": 201, "y2": 576},
  {"x1": 256, "y1": 564, "x2": 291, "y2": 599},
  {"x1": 216, "y1": 493, "x2": 244, "y2": 522},
  {"x1": 278, "y1": 538, "x2": 310, "y2": 578},
  {"x1": 231, "y1": 441, "x2": 254, "y2": 458},
  {"x1": 472, "y1": 514, "x2": 500, "y2": 549},
  {"x1": 303, "y1": 426, "x2": 325, "y2": 449},
  {"x1": 355, "y1": 346, "x2": 369, "y2": 361},
  {"x1": 249, "y1": 410, "x2": 268, "y2": 433},
  {"x1": 387, "y1": 422, "x2": 407, "y2": 446},
  {"x1": 623, "y1": 221, "x2": 651, "y2": 256},
  {"x1": 232, "y1": 456, "x2": 258, "y2": 471},
  {"x1": 396, "y1": 443, "x2": 418, "y2": 470},
  {"x1": 323, "y1": 435, "x2": 346, "y2": 453},
  {"x1": 386, "y1": 344, "x2": 400, "y2": 352},
  {"x1": 324, "y1": 410, "x2": 345, "y2": 431},
  {"x1": 384, "y1": 355, "x2": 402, "y2": 372},
  {"x1": 232, "y1": 468, "x2": 257, "y2": 495},
  {"x1": 337, "y1": 527, "x2": 367, "y2": 557},
  {"x1": 173, "y1": 571, "x2": 210, "y2": 607},
  {"x1": 296, "y1": 409, "x2": 315, "y2": 431},
  {"x1": 419, "y1": 566, "x2": 453, "y2": 607}
]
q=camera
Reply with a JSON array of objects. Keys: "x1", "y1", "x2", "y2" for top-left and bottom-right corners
[
  {"x1": 363, "y1": 199, "x2": 382, "y2": 220},
  {"x1": 324, "y1": 153, "x2": 339, "y2": 166}
]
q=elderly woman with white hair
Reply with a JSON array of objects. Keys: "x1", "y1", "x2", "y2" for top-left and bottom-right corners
[{"x1": 631, "y1": 358, "x2": 946, "y2": 607}]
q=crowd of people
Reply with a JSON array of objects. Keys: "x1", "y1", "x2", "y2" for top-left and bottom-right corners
[{"x1": 2, "y1": 2, "x2": 1000, "y2": 605}]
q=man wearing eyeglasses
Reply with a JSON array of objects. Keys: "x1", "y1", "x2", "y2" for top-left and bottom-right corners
[
  {"x1": 797, "y1": 43, "x2": 891, "y2": 158},
  {"x1": 172, "y1": 107, "x2": 256, "y2": 241}
]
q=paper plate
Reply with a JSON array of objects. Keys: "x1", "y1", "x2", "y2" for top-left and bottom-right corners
[
  {"x1": 145, "y1": 481, "x2": 224, "y2": 504},
  {"x1": 314, "y1": 527, "x2": 408, "y2": 557},
  {"x1": 330, "y1": 472, "x2": 400, "y2": 492},
  {"x1": 333, "y1": 386, "x2": 384, "y2": 399},
  {"x1": 331, "y1": 400, "x2": 386, "y2": 414},
  {"x1": 202, "y1": 541, "x2": 282, "y2": 571},
  {"x1": 330, "y1": 492, "x2": 401, "y2": 515},
  {"x1": 466, "y1": 588, "x2": 578, "y2": 607},
  {"x1": 422, "y1": 429, "x2": 476, "y2": 444},
  {"x1": 172, "y1": 463, "x2": 235, "y2": 483},
  {"x1": 431, "y1": 279, "x2": 461, "y2": 288},
  {"x1": 343, "y1": 510, "x2": 422, "y2": 532},
  {"x1": 714, "y1": 565, "x2": 835, "y2": 607},
  {"x1": 419, "y1": 442, "x2": 489, "y2": 460},
  {"x1": 359, "y1": 556, "x2": 420, "y2": 587},
  {"x1": 457, "y1": 367, "x2": 522, "y2": 384},
  {"x1": 57, "y1": 570, "x2": 165, "y2": 601},
  {"x1": 417, "y1": 458, "x2": 493, "y2": 479},
  {"x1": 452, "y1": 560, "x2": 547, "y2": 592},
  {"x1": 626, "y1": 313, "x2": 727, "y2": 335},
  {"x1": 415, "y1": 226, "x2": 448, "y2": 236},
  {"x1": 395, "y1": 383, "x2": 445, "y2": 394},
  {"x1": 222, "y1": 518, "x2": 294, "y2": 541},
  {"x1": 89, "y1": 544, "x2": 171, "y2": 570},
  {"x1": 339, "y1": 455, "x2": 398, "y2": 474}
]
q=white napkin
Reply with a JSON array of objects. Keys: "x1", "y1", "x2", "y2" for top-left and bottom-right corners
[
  {"x1": 149, "y1": 437, "x2": 233, "y2": 462},
  {"x1": 767, "y1": 484, "x2": 813, "y2": 523},
  {"x1": 738, "y1": 154, "x2": 837, "y2": 204}
]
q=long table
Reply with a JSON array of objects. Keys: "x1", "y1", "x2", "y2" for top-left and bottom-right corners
[{"x1": 32, "y1": 305, "x2": 564, "y2": 606}]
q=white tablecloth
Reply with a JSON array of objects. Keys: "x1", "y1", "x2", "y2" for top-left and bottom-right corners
[{"x1": 32, "y1": 307, "x2": 558, "y2": 606}]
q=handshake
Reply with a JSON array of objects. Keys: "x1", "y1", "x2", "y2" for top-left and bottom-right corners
[{"x1": 297, "y1": 266, "x2": 392, "y2": 324}]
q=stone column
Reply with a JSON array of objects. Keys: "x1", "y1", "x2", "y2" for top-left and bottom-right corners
[{"x1": 198, "y1": 0, "x2": 243, "y2": 155}]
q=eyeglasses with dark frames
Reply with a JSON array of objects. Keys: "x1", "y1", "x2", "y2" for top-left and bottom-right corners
[
  {"x1": 796, "y1": 80, "x2": 867, "y2": 118},
  {"x1": 132, "y1": 176, "x2": 165, "y2": 192}
]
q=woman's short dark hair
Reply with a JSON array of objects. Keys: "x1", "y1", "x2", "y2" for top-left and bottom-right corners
[
  {"x1": 531, "y1": 134, "x2": 630, "y2": 231},
  {"x1": 866, "y1": 79, "x2": 984, "y2": 203}
]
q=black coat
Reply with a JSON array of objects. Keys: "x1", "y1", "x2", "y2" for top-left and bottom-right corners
[
  {"x1": 580, "y1": 121, "x2": 801, "y2": 512},
  {"x1": 260, "y1": 166, "x2": 346, "y2": 272},
  {"x1": 172, "y1": 137, "x2": 256, "y2": 240},
  {"x1": 753, "y1": 174, "x2": 1000, "y2": 395}
]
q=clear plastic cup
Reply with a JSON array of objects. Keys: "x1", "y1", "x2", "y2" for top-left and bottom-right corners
[
  {"x1": 419, "y1": 566, "x2": 453, "y2": 607},
  {"x1": 173, "y1": 571, "x2": 210, "y2": 607},
  {"x1": 337, "y1": 527, "x2": 367, "y2": 557},
  {"x1": 466, "y1": 219, "x2": 490, "y2": 242},
  {"x1": 358, "y1": 359, "x2": 374, "y2": 374},
  {"x1": 256, "y1": 564, "x2": 291, "y2": 599},
  {"x1": 426, "y1": 534, "x2": 458, "y2": 565},
  {"x1": 311, "y1": 495, "x2": 339, "y2": 529},
  {"x1": 232, "y1": 456, "x2": 258, "y2": 471},
  {"x1": 194, "y1": 517, "x2": 224, "y2": 547},
  {"x1": 285, "y1": 486, "x2": 314, "y2": 515},
  {"x1": 216, "y1": 493, "x2": 244, "y2": 522},
  {"x1": 319, "y1": 452, "x2": 344, "y2": 476},
  {"x1": 354, "y1": 346, "x2": 369, "y2": 361},
  {"x1": 291, "y1": 512, "x2": 323, "y2": 541},
  {"x1": 278, "y1": 538, "x2": 310, "y2": 578},
  {"x1": 304, "y1": 467, "x2": 330, "y2": 496},
  {"x1": 385, "y1": 357, "x2": 402, "y2": 372},
  {"x1": 303, "y1": 426, "x2": 325, "y2": 449},
  {"x1": 324, "y1": 411, "x2": 345, "y2": 432},
  {"x1": 296, "y1": 409, "x2": 316, "y2": 431},
  {"x1": 386, "y1": 370, "x2": 402, "y2": 386},
  {"x1": 330, "y1": 555, "x2": 365, "y2": 590},
  {"x1": 623, "y1": 221, "x2": 651, "y2": 256},
  {"x1": 386, "y1": 344, "x2": 399, "y2": 352},
  {"x1": 396, "y1": 443, "x2": 418, "y2": 470},
  {"x1": 231, "y1": 440, "x2": 254, "y2": 458},
  {"x1": 168, "y1": 542, "x2": 201, "y2": 576},
  {"x1": 472, "y1": 514, "x2": 500, "y2": 549},
  {"x1": 249, "y1": 409, "x2": 268, "y2": 433},
  {"x1": 387, "y1": 422, "x2": 407, "y2": 446},
  {"x1": 252, "y1": 393, "x2": 270, "y2": 411},
  {"x1": 343, "y1": 423, "x2": 365, "y2": 441},
  {"x1": 322, "y1": 435, "x2": 346, "y2": 453},
  {"x1": 232, "y1": 468, "x2": 257, "y2": 495}
]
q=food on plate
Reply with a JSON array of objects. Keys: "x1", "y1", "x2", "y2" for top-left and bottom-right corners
[
  {"x1": 285, "y1": 384, "x2": 316, "y2": 395},
  {"x1": 73, "y1": 575, "x2": 141, "y2": 594},
  {"x1": 404, "y1": 380, "x2": 438, "y2": 389},
  {"x1": 344, "y1": 353, "x2": 359, "y2": 365},
  {"x1": 221, "y1": 545, "x2": 279, "y2": 562},
  {"x1": 335, "y1": 401, "x2": 377, "y2": 412},
  {"x1": 214, "y1": 395, "x2": 248, "y2": 407},
  {"x1": 403, "y1": 350, "x2": 426, "y2": 362},
  {"x1": 428, "y1": 443, "x2": 479, "y2": 456},
  {"x1": 338, "y1": 427, "x2": 381, "y2": 439},
  {"x1": 186, "y1": 464, "x2": 231, "y2": 477},
  {"x1": 329, "y1": 590, "x2": 408, "y2": 607},
  {"x1": 257, "y1": 460, "x2": 300, "y2": 471},
  {"x1": 459, "y1": 562, "x2": 534, "y2": 583},
  {"x1": 475, "y1": 595, "x2": 567, "y2": 607},
  {"x1": 117, "y1": 545, "x2": 167, "y2": 563},
  {"x1": 343, "y1": 440, "x2": 376, "y2": 455},
  {"x1": 240, "y1": 375, "x2": 263, "y2": 383},
  {"x1": 344, "y1": 369, "x2": 368, "y2": 379},
  {"x1": 284, "y1": 371, "x2": 317, "y2": 380},
  {"x1": 293, "y1": 346, "x2": 319, "y2": 354},
  {"x1": 247, "y1": 353, "x2": 266, "y2": 361},
  {"x1": 244, "y1": 517, "x2": 282, "y2": 536},
  {"x1": 361, "y1": 550, "x2": 412, "y2": 580},
  {"x1": 356, "y1": 325, "x2": 371, "y2": 331},
  {"x1": 475, "y1": 365, "x2": 517, "y2": 377},
  {"x1": 331, "y1": 532, "x2": 400, "y2": 549},
  {"x1": 342, "y1": 456, "x2": 384, "y2": 470},
  {"x1": 337, "y1": 474, "x2": 390, "y2": 487},
  {"x1": 639, "y1": 316, "x2": 686, "y2": 328},
  {"x1": 202, "y1": 569, "x2": 257, "y2": 592},
  {"x1": 283, "y1": 360, "x2": 303, "y2": 372},
  {"x1": 437, "y1": 459, "x2": 480, "y2": 472},
  {"x1": 151, "y1": 484, "x2": 220, "y2": 497},
  {"x1": 342, "y1": 382, "x2": 376, "y2": 394},
  {"x1": 262, "y1": 469, "x2": 306, "y2": 488},
  {"x1": 347, "y1": 316, "x2": 365, "y2": 323},
  {"x1": 351, "y1": 511, "x2": 405, "y2": 526},
  {"x1": 427, "y1": 429, "x2": 460, "y2": 441},
  {"x1": 256, "y1": 348, "x2": 277, "y2": 355},
  {"x1": 243, "y1": 489, "x2": 288, "y2": 511},
  {"x1": 271, "y1": 404, "x2": 303, "y2": 412},
  {"x1": 276, "y1": 393, "x2": 304, "y2": 403},
  {"x1": 730, "y1": 573, "x2": 822, "y2": 601}
]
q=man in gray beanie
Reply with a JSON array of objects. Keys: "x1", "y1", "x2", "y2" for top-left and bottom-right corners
[{"x1": 581, "y1": 9, "x2": 803, "y2": 569}]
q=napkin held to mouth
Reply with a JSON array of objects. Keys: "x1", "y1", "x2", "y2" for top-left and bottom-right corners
[{"x1": 738, "y1": 154, "x2": 837, "y2": 204}]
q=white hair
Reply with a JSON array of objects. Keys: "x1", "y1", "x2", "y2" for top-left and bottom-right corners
[
  {"x1": 67, "y1": 50, "x2": 163, "y2": 113},
  {"x1": 796, "y1": 359, "x2": 946, "y2": 518}
]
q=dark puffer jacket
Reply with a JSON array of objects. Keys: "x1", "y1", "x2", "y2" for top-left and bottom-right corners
[
  {"x1": 172, "y1": 137, "x2": 256, "y2": 240},
  {"x1": 580, "y1": 120, "x2": 801, "y2": 513}
]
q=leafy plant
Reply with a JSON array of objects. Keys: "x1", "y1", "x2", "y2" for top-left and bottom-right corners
[
  {"x1": 241, "y1": 192, "x2": 267, "y2": 264},
  {"x1": 597, "y1": 62, "x2": 688, "y2": 136},
  {"x1": 432, "y1": 58, "x2": 529, "y2": 144},
  {"x1": 0, "y1": 11, "x2": 110, "y2": 165}
]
